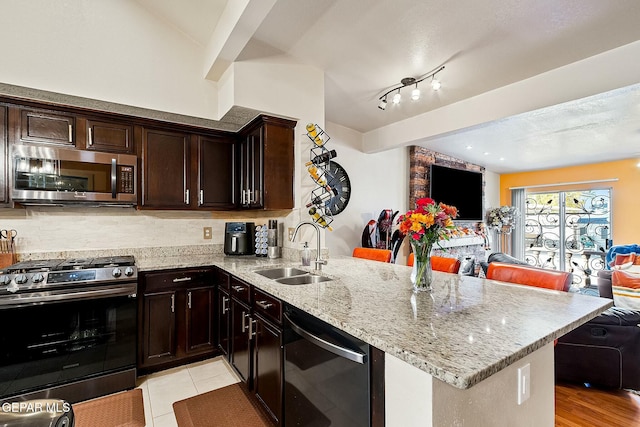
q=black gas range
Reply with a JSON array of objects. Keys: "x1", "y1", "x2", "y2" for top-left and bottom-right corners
[
  {"x1": 0, "y1": 256, "x2": 137, "y2": 306},
  {"x1": 0, "y1": 255, "x2": 138, "y2": 403}
]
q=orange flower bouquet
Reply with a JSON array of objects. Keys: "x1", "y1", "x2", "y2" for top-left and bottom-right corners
[{"x1": 398, "y1": 198, "x2": 458, "y2": 291}]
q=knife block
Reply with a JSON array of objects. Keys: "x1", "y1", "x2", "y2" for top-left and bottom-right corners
[{"x1": 0, "y1": 252, "x2": 15, "y2": 268}]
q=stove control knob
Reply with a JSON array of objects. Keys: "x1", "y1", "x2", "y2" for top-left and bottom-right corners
[
  {"x1": 32, "y1": 273, "x2": 45, "y2": 283},
  {"x1": 112, "y1": 268, "x2": 122, "y2": 278},
  {"x1": 124, "y1": 267, "x2": 135, "y2": 277},
  {"x1": 15, "y1": 274, "x2": 28, "y2": 284},
  {"x1": 0, "y1": 275, "x2": 11, "y2": 286}
]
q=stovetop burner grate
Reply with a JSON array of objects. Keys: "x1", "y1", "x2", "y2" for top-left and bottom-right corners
[{"x1": 2, "y1": 256, "x2": 136, "y2": 273}]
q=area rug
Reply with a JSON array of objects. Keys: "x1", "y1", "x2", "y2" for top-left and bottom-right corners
[
  {"x1": 73, "y1": 388, "x2": 145, "y2": 427},
  {"x1": 173, "y1": 383, "x2": 273, "y2": 427}
]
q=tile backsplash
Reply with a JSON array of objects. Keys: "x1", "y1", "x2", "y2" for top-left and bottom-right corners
[{"x1": 0, "y1": 206, "x2": 300, "y2": 255}]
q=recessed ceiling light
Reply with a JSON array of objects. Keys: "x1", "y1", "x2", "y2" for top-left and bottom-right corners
[
  {"x1": 466, "y1": 145, "x2": 473, "y2": 150},
  {"x1": 499, "y1": 157, "x2": 505, "y2": 161},
  {"x1": 483, "y1": 152, "x2": 490, "y2": 155}
]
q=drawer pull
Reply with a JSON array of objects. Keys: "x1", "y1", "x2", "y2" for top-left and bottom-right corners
[
  {"x1": 232, "y1": 285, "x2": 245, "y2": 293},
  {"x1": 173, "y1": 277, "x2": 192, "y2": 283},
  {"x1": 256, "y1": 300, "x2": 273, "y2": 310}
]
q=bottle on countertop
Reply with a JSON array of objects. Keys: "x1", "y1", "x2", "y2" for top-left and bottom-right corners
[{"x1": 301, "y1": 242, "x2": 311, "y2": 266}]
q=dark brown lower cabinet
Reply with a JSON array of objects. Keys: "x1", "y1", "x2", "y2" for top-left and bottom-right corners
[
  {"x1": 230, "y1": 297, "x2": 252, "y2": 382},
  {"x1": 253, "y1": 314, "x2": 283, "y2": 424},
  {"x1": 225, "y1": 276, "x2": 283, "y2": 426},
  {"x1": 185, "y1": 286, "x2": 215, "y2": 353},
  {"x1": 138, "y1": 269, "x2": 217, "y2": 373},
  {"x1": 141, "y1": 290, "x2": 177, "y2": 364},
  {"x1": 217, "y1": 287, "x2": 231, "y2": 358}
]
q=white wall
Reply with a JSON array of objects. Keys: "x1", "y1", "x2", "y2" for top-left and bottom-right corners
[
  {"x1": 323, "y1": 122, "x2": 408, "y2": 257},
  {"x1": 484, "y1": 169, "x2": 501, "y2": 212},
  {"x1": 0, "y1": 0, "x2": 218, "y2": 120}
]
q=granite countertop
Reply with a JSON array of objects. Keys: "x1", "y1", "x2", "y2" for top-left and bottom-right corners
[{"x1": 135, "y1": 251, "x2": 613, "y2": 390}]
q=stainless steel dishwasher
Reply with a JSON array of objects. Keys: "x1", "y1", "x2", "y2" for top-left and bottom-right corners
[{"x1": 283, "y1": 304, "x2": 370, "y2": 427}]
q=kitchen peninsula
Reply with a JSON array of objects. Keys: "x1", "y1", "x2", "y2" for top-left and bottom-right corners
[{"x1": 131, "y1": 247, "x2": 612, "y2": 427}]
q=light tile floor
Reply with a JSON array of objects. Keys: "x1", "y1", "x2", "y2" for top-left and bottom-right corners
[{"x1": 136, "y1": 356, "x2": 241, "y2": 427}]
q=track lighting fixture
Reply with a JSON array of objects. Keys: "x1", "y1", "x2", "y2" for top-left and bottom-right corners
[{"x1": 377, "y1": 66, "x2": 444, "y2": 110}]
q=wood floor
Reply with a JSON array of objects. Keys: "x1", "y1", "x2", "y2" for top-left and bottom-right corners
[{"x1": 555, "y1": 382, "x2": 640, "y2": 426}]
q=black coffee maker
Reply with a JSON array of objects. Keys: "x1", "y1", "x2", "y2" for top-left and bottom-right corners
[{"x1": 224, "y1": 222, "x2": 255, "y2": 255}]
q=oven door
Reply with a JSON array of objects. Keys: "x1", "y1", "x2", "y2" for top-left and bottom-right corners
[
  {"x1": 0, "y1": 287, "x2": 137, "y2": 400},
  {"x1": 11, "y1": 144, "x2": 136, "y2": 206}
]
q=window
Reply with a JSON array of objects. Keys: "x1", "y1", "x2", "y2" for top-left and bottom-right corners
[{"x1": 524, "y1": 189, "x2": 611, "y2": 288}]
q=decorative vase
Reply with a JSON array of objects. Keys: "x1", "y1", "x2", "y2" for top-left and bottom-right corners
[{"x1": 410, "y1": 240, "x2": 434, "y2": 292}]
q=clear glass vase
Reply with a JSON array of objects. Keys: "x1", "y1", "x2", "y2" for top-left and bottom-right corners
[{"x1": 411, "y1": 240, "x2": 434, "y2": 292}]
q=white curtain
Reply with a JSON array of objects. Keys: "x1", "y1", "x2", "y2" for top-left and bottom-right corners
[{"x1": 511, "y1": 188, "x2": 526, "y2": 260}]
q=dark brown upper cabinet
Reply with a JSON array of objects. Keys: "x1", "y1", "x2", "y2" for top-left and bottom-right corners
[
  {"x1": 197, "y1": 135, "x2": 237, "y2": 209},
  {"x1": 15, "y1": 106, "x2": 75, "y2": 146},
  {"x1": 141, "y1": 127, "x2": 191, "y2": 209},
  {"x1": 82, "y1": 118, "x2": 134, "y2": 153},
  {"x1": 237, "y1": 116, "x2": 296, "y2": 210}
]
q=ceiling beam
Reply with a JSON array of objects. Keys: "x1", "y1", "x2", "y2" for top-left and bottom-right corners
[{"x1": 203, "y1": 0, "x2": 277, "y2": 82}]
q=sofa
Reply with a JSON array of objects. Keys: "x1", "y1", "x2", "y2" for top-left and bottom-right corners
[
  {"x1": 555, "y1": 255, "x2": 640, "y2": 390},
  {"x1": 484, "y1": 251, "x2": 640, "y2": 389}
]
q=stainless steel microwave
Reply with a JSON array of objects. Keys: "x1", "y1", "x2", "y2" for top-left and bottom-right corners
[{"x1": 11, "y1": 144, "x2": 137, "y2": 206}]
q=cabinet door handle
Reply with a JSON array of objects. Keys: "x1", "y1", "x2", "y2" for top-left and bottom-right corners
[
  {"x1": 173, "y1": 277, "x2": 192, "y2": 283},
  {"x1": 255, "y1": 300, "x2": 273, "y2": 310},
  {"x1": 187, "y1": 291, "x2": 192, "y2": 309},
  {"x1": 241, "y1": 310, "x2": 248, "y2": 332},
  {"x1": 88, "y1": 127, "x2": 93, "y2": 146},
  {"x1": 171, "y1": 294, "x2": 175, "y2": 313},
  {"x1": 232, "y1": 285, "x2": 245, "y2": 293},
  {"x1": 249, "y1": 317, "x2": 257, "y2": 337},
  {"x1": 185, "y1": 189, "x2": 190, "y2": 204},
  {"x1": 68, "y1": 124, "x2": 73, "y2": 143},
  {"x1": 222, "y1": 296, "x2": 229, "y2": 313},
  {"x1": 199, "y1": 189, "x2": 203, "y2": 205}
]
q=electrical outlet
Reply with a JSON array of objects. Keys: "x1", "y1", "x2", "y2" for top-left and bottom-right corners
[
  {"x1": 203, "y1": 227, "x2": 212, "y2": 240},
  {"x1": 288, "y1": 227, "x2": 295, "y2": 241},
  {"x1": 517, "y1": 363, "x2": 530, "y2": 405}
]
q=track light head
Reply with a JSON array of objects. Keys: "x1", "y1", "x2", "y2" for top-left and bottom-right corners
[
  {"x1": 392, "y1": 90, "x2": 401, "y2": 104},
  {"x1": 378, "y1": 97, "x2": 387, "y2": 110},
  {"x1": 431, "y1": 77, "x2": 441, "y2": 91},
  {"x1": 411, "y1": 85, "x2": 420, "y2": 101}
]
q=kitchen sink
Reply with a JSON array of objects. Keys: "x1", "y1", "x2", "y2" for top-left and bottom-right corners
[
  {"x1": 254, "y1": 267, "x2": 309, "y2": 279},
  {"x1": 275, "y1": 275, "x2": 332, "y2": 285}
]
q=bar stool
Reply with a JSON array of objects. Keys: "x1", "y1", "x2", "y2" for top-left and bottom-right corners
[{"x1": 352, "y1": 247, "x2": 392, "y2": 263}]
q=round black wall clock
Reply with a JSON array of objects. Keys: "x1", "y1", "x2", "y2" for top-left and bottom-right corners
[{"x1": 324, "y1": 161, "x2": 351, "y2": 215}]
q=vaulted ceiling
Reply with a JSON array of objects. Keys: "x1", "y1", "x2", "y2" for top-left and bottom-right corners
[{"x1": 135, "y1": 1, "x2": 640, "y2": 172}]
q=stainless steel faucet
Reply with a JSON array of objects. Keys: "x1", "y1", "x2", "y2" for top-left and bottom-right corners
[{"x1": 291, "y1": 221, "x2": 327, "y2": 270}]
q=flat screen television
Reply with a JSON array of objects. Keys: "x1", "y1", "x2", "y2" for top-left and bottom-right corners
[{"x1": 429, "y1": 164, "x2": 483, "y2": 221}]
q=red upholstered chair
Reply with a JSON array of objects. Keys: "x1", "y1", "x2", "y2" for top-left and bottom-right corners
[
  {"x1": 407, "y1": 253, "x2": 462, "y2": 274},
  {"x1": 486, "y1": 262, "x2": 572, "y2": 292},
  {"x1": 352, "y1": 247, "x2": 392, "y2": 263}
]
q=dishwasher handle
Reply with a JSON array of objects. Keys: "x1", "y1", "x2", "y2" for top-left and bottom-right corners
[{"x1": 284, "y1": 312, "x2": 366, "y2": 364}]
